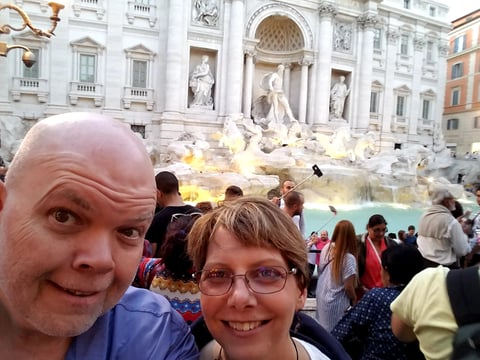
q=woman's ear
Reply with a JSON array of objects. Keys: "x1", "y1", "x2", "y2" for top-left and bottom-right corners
[{"x1": 295, "y1": 287, "x2": 307, "y2": 311}]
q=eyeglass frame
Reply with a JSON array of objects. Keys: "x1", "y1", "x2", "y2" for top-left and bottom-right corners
[
  {"x1": 170, "y1": 212, "x2": 203, "y2": 223},
  {"x1": 193, "y1": 266, "x2": 298, "y2": 296}
]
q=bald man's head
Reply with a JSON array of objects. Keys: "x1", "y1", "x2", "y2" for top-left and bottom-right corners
[
  {"x1": 0, "y1": 112, "x2": 157, "y2": 338},
  {"x1": 6, "y1": 113, "x2": 152, "y2": 189}
]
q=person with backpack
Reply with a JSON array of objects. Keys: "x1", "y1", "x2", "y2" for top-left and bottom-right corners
[{"x1": 391, "y1": 265, "x2": 480, "y2": 360}]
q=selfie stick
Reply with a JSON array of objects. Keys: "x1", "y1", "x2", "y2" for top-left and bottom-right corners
[
  {"x1": 282, "y1": 164, "x2": 323, "y2": 198},
  {"x1": 316, "y1": 205, "x2": 338, "y2": 232}
]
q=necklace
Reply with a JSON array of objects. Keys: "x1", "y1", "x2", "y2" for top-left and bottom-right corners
[{"x1": 215, "y1": 337, "x2": 299, "y2": 360}]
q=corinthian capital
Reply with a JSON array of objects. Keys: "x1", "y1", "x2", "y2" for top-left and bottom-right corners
[
  {"x1": 318, "y1": 1, "x2": 337, "y2": 18},
  {"x1": 357, "y1": 13, "x2": 379, "y2": 29}
]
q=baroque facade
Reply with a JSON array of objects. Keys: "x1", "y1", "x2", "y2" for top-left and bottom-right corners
[
  {"x1": 443, "y1": 8, "x2": 480, "y2": 157},
  {"x1": 0, "y1": 0, "x2": 451, "y2": 163}
]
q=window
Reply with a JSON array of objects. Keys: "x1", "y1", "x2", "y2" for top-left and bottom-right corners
[
  {"x1": 131, "y1": 124, "x2": 146, "y2": 138},
  {"x1": 422, "y1": 100, "x2": 430, "y2": 120},
  {"x1": 23, "y1": 48, "x2": 40, "y2": 78},
  {"x1": 404, "y1": 0, "x2": 410, "y2": 9},
  {"x1": 370, "y1": 91, "x2": 378, "y2": 113},
  {"x1": 373, "y1": 29, "x2": 381, "y2": 50},
  {"x1": 451, "y1": 63, "x2": 463, "y2": 79},
  {"x1": 396, "y1": 96, "x2": 405, "y2": 116},
  {"x1": 400, "y1": 35, "x2": 409, "y2": 55},
  {"x1": 429, "y1": 6, "x2": 436, "y2": 17},
  {"x1": 426, "y1": 41, "x2": 434, "y2": 63},
  {"x1": 79, "y1": 54, "x2": 96, "y2": 83},
  {"x1": 447, "y1": 118, "x2": 459, "y2": 130},
  {"x1": 453, "y1": 35, "x2": 466, "y2": 53},
  {"x1": 132, "y1": 60, "x2": 147, "y2": 88},
  {"x1": 451, "y1": 88, "x2": 460, "y2": 106},
  {"x1": 475, "y1": 117, "x2": 480, "y2": 129}
]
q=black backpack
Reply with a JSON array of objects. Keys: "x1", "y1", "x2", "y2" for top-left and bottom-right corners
[{"x1": 446, "y1": 266, "x2": 480, "y2": 360}]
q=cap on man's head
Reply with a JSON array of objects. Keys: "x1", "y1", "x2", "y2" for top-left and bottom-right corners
[{"x1": 431, "y1": 188, "x2": 454, "y2": 205}]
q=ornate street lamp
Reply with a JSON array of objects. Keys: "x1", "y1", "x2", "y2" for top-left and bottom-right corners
[{"x1": 0, "y1": 2, "x2": 64, "y2": 67}]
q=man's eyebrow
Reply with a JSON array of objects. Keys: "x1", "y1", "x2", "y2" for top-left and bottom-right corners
[{"x1": 57, "y1": 189, "x2": 91, "y2": 210}]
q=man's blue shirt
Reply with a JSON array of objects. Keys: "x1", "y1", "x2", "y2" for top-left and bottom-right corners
[{"x1": 66, "y1": 286, "x2": 199, "y2": 359}]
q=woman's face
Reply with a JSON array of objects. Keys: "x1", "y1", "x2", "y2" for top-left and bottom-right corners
[
  {"x1": 367, "y1": 222, "x2": 388, "y2": 242},
  {"x1": 200, "y1": 226, "x2": 306, "y2": 360}
]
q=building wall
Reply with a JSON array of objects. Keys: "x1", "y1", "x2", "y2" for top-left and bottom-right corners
[
  {"x1": 0, "y1": 0, "x2": 451, "y2": 164},
  {"x1": 443, "y1": 8, "x2": 480, "y2": 156}
]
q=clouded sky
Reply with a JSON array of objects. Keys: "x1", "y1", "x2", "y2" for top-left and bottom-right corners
[{"x1": 439, "y1": 0, "x2": 479, "y2": 22}]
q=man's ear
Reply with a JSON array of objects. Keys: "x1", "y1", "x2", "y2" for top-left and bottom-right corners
[{"x1": 0, "y1": 181, "x2": 6, "y2": 212}]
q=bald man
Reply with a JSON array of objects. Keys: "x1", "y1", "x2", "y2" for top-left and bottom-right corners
[{"x1": 0, "y1": 113, "x2": 198, "y2": 359}]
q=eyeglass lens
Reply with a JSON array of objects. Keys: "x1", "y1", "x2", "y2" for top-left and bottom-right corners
[{"x1": 196, "y1": 266, "x2": 293, "y2": 296}]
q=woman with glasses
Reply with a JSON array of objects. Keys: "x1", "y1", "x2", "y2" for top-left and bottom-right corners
[
  {"x1": 187, "y1": 197, "x2": 347, "y2": 360},
  {"x1": 357, "y1": 214, "x2": 397, "y2": 294},
  {"x1": 315, "y1": 220, "x2": 358, "y2": 332}
]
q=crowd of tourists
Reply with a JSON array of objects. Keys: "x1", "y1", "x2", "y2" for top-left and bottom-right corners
[{"x1": 1, "y1": 112, "x2": 479, "y2": 359}]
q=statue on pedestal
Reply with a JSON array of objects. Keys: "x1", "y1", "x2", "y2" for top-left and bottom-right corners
[
  {"x1": 189, "y1": 55, "x2": 215, "y2": 108},
  {"x1": 330, "y1": 76, "x2": 350, "y2": 120}
]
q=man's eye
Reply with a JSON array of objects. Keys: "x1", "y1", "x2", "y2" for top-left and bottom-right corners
[
  {"x1": 53, "y1": 209, "x2": 75, "y2": 224},
  {"x1": 120, "y1": 228, "x2": 141, "y2": 239}
]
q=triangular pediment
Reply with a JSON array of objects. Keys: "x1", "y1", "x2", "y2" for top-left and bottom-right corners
[
  {"x1": 371, "y1": 80, "x2": 384, "y2": 88},
  {"x1": 70, "y1": 36, "x2": 104, "y2": 49},
  {"x1": 12, "y1": 32, "x2": 49, "y2": 43},
  {"x1": 421, "y1": 89, "x2": 436, "y2": 97},
  {"x1": 394, "y1": 85, "x2": 411, "y2": 93},
  {"x1": 125, "y1": 44, "x2": 154, "y2": 55}
]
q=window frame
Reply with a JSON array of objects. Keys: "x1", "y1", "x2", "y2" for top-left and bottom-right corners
[
  {"x1": 79, "y1": 53, "x2": 96, "y2": 83},
  {"x1": 447, "y1": 118, "x2": 459, "y2": 130},
  {"x1": 451, "y1": 88, "x2": 460, "y2": 106},
  {"x1": 451, "y1": 62, "x2": 463, "y2": 79},
  {"x1": 400, "y1": 34, "x2": 409, "y2": 56},
  {"x1": 453, "y1": 35, "x2": 466, "y2": 53}
]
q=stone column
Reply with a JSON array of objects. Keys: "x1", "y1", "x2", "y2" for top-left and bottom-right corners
[
  {"x1": 313, "y1": 2, "x2": 337, "y2": 126},
  {"x1": 355, "y1": 13, "x2": 379, "y2": 131},
  {"x1": 224, "y1": 0, "x2": 245, "y2": 117},
  {"x1": 243, "y1": 49, "x2": 255, "y2": 119},
  {"x1": 298, "y1": 59, "x2": 310, "y2": 124},
  {"x1": 381, "y1": 28, "x2": 399, "y2": 137},
  {"x1": 284, "y1": 63, "x2": 291, "y2": 100},
  {"x1": 410, "y1": 36, "x2": 425, "y2": 135},
  {"x1": 164, "y1": 0, "x2": 187, "y2": 113}
]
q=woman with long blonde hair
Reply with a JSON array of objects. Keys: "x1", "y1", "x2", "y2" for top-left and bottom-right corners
[{"x1": 316, "y1": 220, "x2": 358, "y2": 332}]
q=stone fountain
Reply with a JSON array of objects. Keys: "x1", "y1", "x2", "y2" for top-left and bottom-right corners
[
  {"x1": 1, "y1": 114, "x2": 478, "y2": 205},
  {"x1": 153, "y1": 117, "x2": 477, "y2": 206}
]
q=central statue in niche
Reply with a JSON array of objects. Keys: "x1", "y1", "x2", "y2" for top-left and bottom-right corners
[{"x1": 252, "y1": 64, "x2": 297, "y2": 127}]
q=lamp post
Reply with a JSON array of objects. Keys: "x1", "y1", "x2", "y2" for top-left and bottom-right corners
[{"x1": 0, "y1": 2, "x2": 64, "y2": 67}]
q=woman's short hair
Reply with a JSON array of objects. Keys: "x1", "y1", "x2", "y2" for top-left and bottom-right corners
[
  {"x1": 381, "y1": 245, "x2": 424, "y2": 285},
  {"x1": 187, "y1": 196, "x2": 309, "y2": 290}
]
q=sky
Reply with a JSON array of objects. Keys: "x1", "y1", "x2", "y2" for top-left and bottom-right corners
[{"x1": 439, "y1": 0, "x2": 479, "y2": 22}]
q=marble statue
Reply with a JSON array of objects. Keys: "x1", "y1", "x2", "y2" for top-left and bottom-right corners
[
  {"x1": 189, "y1": 55, "x2": 215, "y2": 108},
  {"x1": 254, "y1": 64, "x2": 297, "y2": 125},
  {"x1": 193, "y1": 0, "x2": 219, "y2": 26},
  {"x1": 330, "y1": 76, "x2": 350, "y2": 120}
]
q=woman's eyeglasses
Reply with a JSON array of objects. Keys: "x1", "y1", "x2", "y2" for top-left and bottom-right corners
[
  {"x1": 194, "y1": 266, "x2": 297, "y2": 296},
  {"x1": 170, "y1": 212, "x2": 203, "y2": 223}
]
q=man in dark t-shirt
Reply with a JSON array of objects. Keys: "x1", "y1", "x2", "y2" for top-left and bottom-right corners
[{"x1": 146, "y1": 171, "x2": 200, "y2": 257}]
